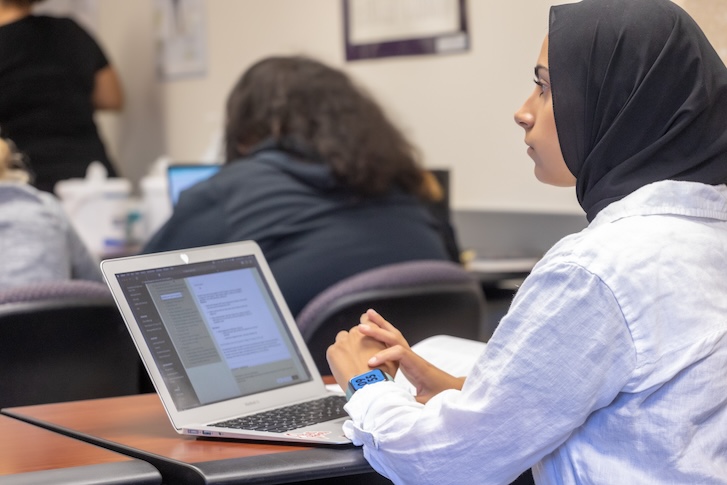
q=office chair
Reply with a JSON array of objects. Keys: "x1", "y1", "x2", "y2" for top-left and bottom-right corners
[
  {"x1": 296, "y1": 260, "x2": 489, "y2": 375},
  {"x1": 0, "y1": 279, "x2": 113, "y2": 304},
  {"x1": 0, "y1": 280, "x2": 148, "y2": 408}
]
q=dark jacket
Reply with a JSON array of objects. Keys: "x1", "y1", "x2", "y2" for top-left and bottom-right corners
[{"x1": 143, "y1": 143, "x2": 452, "y2": 316}]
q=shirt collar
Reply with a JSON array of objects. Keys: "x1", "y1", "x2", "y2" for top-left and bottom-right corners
[{"x1": 590, "y1": 180, "x2": 727, "y2": 227}]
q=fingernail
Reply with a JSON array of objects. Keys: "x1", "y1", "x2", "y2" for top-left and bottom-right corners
[
  {"x1": 368, "y1": 356, "x2": 377, "y2": 365},
  {"x1": 359, "y1": 323, "x2": 370, "y2": 331}
]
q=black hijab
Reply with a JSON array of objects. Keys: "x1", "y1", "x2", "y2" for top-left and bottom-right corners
[{"x1": 549, "y1": 0, "x2": 727, "y2": 221}]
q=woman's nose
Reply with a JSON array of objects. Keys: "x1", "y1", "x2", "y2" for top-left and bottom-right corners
[{"x1": 514, "y1": 105, "x2": 533, "y2": 129}]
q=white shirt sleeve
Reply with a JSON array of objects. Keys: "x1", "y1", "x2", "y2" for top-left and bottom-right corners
[{"x1": 342, "y1": 261, "x2": 637, "y2": 485}]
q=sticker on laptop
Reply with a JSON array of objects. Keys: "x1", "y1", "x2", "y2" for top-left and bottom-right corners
[{"x1": 286, "y1": 431, "x2": 333, "y2": 440}]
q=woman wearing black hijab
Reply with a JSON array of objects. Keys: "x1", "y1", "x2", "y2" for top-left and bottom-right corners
[
  {"x1": 549, "y1": 0, "x2": 727, "y2": 221},
  {"x1": 324, "y1": 1, "x2": 727, "y2": 483}
]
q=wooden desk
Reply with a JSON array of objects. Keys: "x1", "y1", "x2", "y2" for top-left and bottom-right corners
[
  {"x1": 0, "y1": 414, "x2": 160, "y2": 485},
  {"x1": 3, "y1": 394, "x2": 391, "y2": 485}
]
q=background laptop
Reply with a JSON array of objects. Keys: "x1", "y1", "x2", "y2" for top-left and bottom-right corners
[
  {"x1": 100, "y1": 241, "x2": 351, "y2": 445},
  {"x1": 167, "y1": 164, "x2": 221, "y2": 206}
]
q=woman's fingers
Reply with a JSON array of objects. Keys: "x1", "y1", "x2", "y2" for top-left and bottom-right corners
[
  {"x1": 365, "y1": 308, "x2": 398, "y2": 332},
  {"x1": 358, "y1": 321, "x2": 400, "y2": 346},
  {"x1": 359, "y1": 310, "x2": 407, "y2": 345},
  {"x1": 368, "y1": 345, "x2": 408, "y2": 367}
]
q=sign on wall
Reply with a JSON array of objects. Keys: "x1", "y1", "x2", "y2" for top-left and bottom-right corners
[
  {"x1": 154, "y1": 0, "x2": 208, "y2": 81},
  {"x1": 343, "y1": 0, "x2": 469, "y2": 61}
]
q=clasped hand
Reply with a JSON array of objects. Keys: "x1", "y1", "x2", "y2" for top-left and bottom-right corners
[{"x1": 326, "y1": 309, "x2": 465, "y2": 404}]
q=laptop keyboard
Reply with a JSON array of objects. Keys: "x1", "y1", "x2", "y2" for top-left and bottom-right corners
[{"x1": 210, "y1": 395, "x2": 348, "y2": 433}]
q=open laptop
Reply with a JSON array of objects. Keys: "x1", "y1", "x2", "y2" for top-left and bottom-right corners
[
  {"x1": 100, "y1": 241, "x2": 351, "y2": 445},
  {"x1": 167, "y1": 164, "x2": 221, "y2": 206}
]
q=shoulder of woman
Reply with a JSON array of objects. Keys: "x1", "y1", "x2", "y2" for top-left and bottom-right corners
[
  {"x1": 41, "y1": 15, "x2": 98, "y2": 43},
  {"x1": 0, "y1": 184, "x2": 70, "y2": 224},
  {"x1": 0, "y1": 182, "x2": 43, "y2": 202}
]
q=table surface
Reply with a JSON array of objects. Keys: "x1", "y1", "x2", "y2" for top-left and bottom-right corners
[
  {"x1": 0, "y1": 414, "x2": 160, "y2": 485},
  {"x1": 3, "y1": 393, "x2": 384, "y2": 485}
]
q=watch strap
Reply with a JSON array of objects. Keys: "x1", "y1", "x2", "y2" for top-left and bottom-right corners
[{"x1": 346, "y1": 369, "x2": 394, "y2": 401}]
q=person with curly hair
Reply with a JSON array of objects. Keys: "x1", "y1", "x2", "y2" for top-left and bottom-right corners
[{"x1": 144, "y1": 56, "x2": 457, "y2": 317}]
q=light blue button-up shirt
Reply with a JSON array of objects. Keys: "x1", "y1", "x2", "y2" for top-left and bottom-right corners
[
  {"x1": 0, "y1": 183, "x2": 102, "y2": 288},
  {"x1": 343, "y1": 180, "x2": 727, "y2": 484}
]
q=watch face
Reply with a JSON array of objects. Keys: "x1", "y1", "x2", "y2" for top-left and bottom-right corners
[{"x1": 350, "y1": 369, "x2": 386, "y2": 391}]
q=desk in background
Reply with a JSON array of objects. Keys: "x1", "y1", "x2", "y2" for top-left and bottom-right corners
[
  {"x1": 453, "y1": 209, "x2": 587, "y2": 284},
  {"x1": 453, "y1": 210, "x2": 588, "y2": 334},
  {"x1": 3, "y1": 394, "x2": 391, "y2": 485},
  {"x1": 0, "y1": 414, "x2": 160, "y2": 485},
  {"x1": 464, "y1": 257, "x2": 539, "y2": 287}
]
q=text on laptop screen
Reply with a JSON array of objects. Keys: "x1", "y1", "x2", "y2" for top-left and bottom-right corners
[{"x1": 115, "y1": 254, "x2": 313, "y2": 411}]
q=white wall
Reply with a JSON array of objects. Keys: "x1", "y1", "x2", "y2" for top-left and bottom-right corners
[
  {"x1": 87, "y1": 0, "x2": 586, "y2": 214},
  {"x1": 89, "y1": 0, "x2": 727, "y2": 214},
  {"x1": 93, "y1": 0, "x2": 165, "y2": 186}
]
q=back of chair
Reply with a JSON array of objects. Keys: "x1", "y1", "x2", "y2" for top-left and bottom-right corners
[
  {"x1": 296, "y1": 260, "x2": 489, "y2": 374},
  {"x1": 0, "y1": 280, "x2": 148, "y2": 408},
  {"x1": 0, "y1": 279, "x2": 114, "y2": 305}
]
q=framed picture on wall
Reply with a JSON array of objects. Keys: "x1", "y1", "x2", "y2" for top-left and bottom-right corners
[{"x1": 343, "y1": 0, "x2": 469, "y2": 61}]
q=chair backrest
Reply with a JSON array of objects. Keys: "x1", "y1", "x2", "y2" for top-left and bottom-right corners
[
  {"x1": 0, "y1": 280, "x2": 149, "y2": 408},
  {"x1": 0, "y1": 279, "x2": 114, "y2": 305},
  {"x1": 296, "y1": 260, "x2": 489, "y2": 374}
]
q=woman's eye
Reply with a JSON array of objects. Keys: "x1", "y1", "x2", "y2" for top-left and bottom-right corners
[{"x1": 533, "y1": 79, "x2": 549, "y2": 95}]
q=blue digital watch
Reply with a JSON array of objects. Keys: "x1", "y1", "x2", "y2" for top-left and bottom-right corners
[{"x1": 346, "y1": 369, "x2": 394, "y2": 400}]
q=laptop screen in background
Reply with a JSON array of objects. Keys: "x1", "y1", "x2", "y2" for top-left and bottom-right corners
[
  {"x1": 167, "y1": 164, "x2": 221, "y2": 206},
  {"x1": 114, "y1": 254, "x2": 313, "y2": 411}
]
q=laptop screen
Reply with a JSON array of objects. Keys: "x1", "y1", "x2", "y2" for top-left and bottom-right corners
[
  {"x1": 114, "y1": 254, "x2": 313, "y2": 411},
  {"x1": 167, "y1": 164, "x2": 221, "y2": 206}
]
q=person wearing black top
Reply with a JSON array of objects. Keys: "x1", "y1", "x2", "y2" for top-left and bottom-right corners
[
  {"x1": 0, "y1": 0, "x2": 123, "y2": 193},
  {"x1": 143, "y1": 56, "x2": 458, "y2": 317}
]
